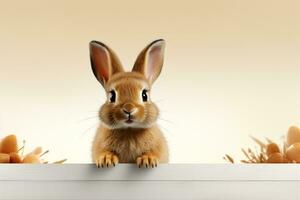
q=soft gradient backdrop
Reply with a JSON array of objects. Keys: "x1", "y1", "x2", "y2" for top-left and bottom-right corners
[{"x1": 1, "y1": 0, "x2": 300, "y2": 163}]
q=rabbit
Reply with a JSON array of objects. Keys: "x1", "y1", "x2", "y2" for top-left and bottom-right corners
[{"x1": 90, "y1": 39, "x2": 169, "y2": 168}]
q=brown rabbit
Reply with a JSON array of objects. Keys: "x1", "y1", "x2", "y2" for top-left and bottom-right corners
[{"x1": 90, "y1": 39, "x2": 169, "y2": 168}]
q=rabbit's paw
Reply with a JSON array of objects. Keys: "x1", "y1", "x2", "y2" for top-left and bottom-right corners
[
  {"x1": 137, "y1": 154, "x2": 159, "y2": 168},
  {"x1": 95, "y1": 152, "x2": 119, "y2": 168}
]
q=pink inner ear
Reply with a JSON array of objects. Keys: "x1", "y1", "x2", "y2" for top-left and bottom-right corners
[
  {"x1": 146, "y1": 46, "x2": 162, "y2": 80},
  {"x1": 92, "y1": 46, "x2": 110, "y2": 82},
  {"x1": 99, "y1": 66, "x2": 109, "y2": 82}
]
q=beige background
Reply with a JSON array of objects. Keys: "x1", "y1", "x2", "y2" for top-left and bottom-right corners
[{"x1": 0, "y1": 0, "x2": 300, "y2": 163}]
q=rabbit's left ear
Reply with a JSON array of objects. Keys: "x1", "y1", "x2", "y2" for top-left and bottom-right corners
[{"x1": 132, "y1": 39, "x2": 165, "y2": 84}]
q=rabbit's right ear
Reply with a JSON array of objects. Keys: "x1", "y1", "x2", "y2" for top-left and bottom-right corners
[{"x1": 89, "y1": 41, "x2": 124, "y2": 86}]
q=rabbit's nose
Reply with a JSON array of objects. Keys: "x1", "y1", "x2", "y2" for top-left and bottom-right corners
[{"x1": 122, "y1": 103, "x2": 137, "y2": 115}]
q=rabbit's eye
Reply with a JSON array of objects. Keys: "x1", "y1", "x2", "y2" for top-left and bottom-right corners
[
  {"x1": 142, "y1": 89, "x2": 148, "y2": 102},
  {"x1": 109, "y1": 90, "x2": 116, "y2": 103}
]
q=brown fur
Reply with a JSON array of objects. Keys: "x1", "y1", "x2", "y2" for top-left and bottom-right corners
[
  {"x1": 92, "y1": 125, "x2": 168, "y2": 164},
  {"x1": 90, "y1": 40, "x2": 168, "y2": 167}
]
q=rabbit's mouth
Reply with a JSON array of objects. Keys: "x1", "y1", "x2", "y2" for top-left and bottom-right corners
[
  {"x1": 125, "y1": 119, "x2": 134, "y2": 124},
  {"x1": 124, "y1": 116, "x2": 134, "y2": 124}
]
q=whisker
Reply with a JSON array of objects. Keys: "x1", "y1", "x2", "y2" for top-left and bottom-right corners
[
  {"x1": 76, "y1": 116, "x2": 99, "y2": 123},
  {"x1": 84, "y1": 110, "x2": 99, "y2": 113},
  {"x1": 158, "y1": 117, "x2": 173, "y2": 124},
  {"x1": 158, "y1": 124, "x2": 173, "y2": 136},
  {"x1": 80, "y1": 123, "x2": 99, "y2": 137}
]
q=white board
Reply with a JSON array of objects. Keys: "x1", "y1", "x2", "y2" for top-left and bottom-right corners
[{"x1": 0, "y1": 164, "x2": 299, "y2": 199}]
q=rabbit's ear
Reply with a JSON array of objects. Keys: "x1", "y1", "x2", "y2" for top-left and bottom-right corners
[
  {"x1": 132, "y1": 39, "x2": 165, "y2": 84},
  {"x1": 89, "y1": 41, "x2": 124, "y2": 86}
]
